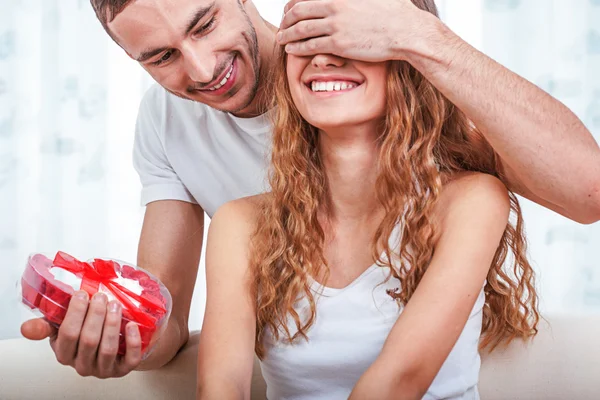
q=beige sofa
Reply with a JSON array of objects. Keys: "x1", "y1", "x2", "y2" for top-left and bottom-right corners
[{"x1": 1, "y1": 315, "x2": 599, "y2": 399}]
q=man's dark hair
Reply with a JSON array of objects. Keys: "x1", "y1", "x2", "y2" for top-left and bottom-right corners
[{"x1": 90, "y1": 0, "x2": 134, "y2": 38}]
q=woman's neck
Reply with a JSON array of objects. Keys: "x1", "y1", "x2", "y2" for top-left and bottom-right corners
[{"x1": 318, "y1": 124, "x2": 383, "y2": 224}]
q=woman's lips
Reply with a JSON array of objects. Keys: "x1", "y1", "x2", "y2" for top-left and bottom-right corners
[{"x1": 304, "y1": 79, "x2": 363, "y2": 97}]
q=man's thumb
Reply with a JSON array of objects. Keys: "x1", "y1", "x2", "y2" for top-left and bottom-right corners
[{"x1": 21, "y1": 318, "x2": 55, "y2": 340}]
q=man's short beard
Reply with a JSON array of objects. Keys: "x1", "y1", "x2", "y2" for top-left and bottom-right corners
[{"x1": 230, "y1": 1, "x2": 261, "y2": 113}]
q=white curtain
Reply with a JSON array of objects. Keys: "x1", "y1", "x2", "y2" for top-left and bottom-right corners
[
  {"x1": 0, "y1": 0, "x2": 153, "y2": 339},
  {"x1": 1, "y1": 0, "x2": 598, "y2": 340},
  {"x1": 440, "y1": 0, "x2": 600, "y2": 314}
]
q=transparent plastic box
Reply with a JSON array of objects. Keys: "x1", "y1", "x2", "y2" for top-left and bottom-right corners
[{"x1": 19, "y1": 252, "x2": 172, "y2": 357}]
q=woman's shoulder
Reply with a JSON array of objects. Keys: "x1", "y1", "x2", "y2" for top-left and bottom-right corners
[
  {"x1": 441, "y1": 171, "x2": 509, "y2": 197},
  {"x1": 435, "y1": 171, "x2": 511, "y2": 230},
  {"x1": 210, "y1": 194, "x2": 269, "y2": 235}
]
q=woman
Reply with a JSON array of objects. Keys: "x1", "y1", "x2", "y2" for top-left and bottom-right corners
[{"x1": 197, "y1": 2, "x2": 539, "y2": 398}]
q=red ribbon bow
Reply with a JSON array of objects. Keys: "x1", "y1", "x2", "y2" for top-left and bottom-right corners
[{"x1": 53, "y1": 252, "x2": 167, "y2": 328}]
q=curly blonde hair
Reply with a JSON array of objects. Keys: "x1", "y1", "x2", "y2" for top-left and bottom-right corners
[{"x1": 250, "y1": 0, "x2": 539, "y2": 359}]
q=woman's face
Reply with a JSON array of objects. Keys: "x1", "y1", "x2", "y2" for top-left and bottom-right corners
[{"x1": 286, "y1": 54, "x2": 389, "y2": 132}]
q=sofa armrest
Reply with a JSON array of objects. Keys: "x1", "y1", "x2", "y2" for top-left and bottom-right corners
[
  {"x1": 480, "y1": 314, "x2": 600, "y2": 400},
  {"x1": 0, "y1": 334, "x2": 196, "y2": 399},
  {"x1": 2, "y1": 315, "x2": 598, "y2": 400}
]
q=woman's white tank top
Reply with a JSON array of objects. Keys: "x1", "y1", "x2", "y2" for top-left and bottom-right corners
[{"x1": 259, "y1": 228, "x2": 485, "y2": 400}]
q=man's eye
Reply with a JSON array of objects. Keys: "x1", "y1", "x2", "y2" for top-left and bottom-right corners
[
  {"x1": 152, "y1": 51, "x2": 173, "y2": 66},
  {"x1": 195, "y1": 18, "x2": 216, "y2": 35}
]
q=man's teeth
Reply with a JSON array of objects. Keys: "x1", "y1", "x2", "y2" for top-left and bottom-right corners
[
  {"x1": 209, "y1": 63, "x2": 234, "y2": 91},
  {"x1": 311, "y1": 81, "x2": 358, "y2": 92}
]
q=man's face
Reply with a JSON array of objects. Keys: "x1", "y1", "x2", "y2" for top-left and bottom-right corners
[{"x1": 109, "y1": 0, "x2": 261, "y2": 114}]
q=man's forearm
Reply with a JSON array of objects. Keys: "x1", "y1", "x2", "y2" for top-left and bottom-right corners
[
  {"x1": 135, "y1": 315, "x2": 188, "y2": 371},
  {"x1": 401, "y1": 14, "x2": 600, "y2": 223}
]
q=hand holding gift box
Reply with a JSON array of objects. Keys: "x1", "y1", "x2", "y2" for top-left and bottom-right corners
[{"x1": 20, "y1": 251, "x2": 172, "y2": 357}]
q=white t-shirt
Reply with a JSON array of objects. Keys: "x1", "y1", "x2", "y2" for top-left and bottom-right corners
[{"x1": 133, "y1": 84, "x2": 272, "y2": 217}]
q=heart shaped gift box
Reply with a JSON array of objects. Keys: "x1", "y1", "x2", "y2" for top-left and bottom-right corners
[{"x1": 20, "y1": 252, "x2": 172, "y2": 357}]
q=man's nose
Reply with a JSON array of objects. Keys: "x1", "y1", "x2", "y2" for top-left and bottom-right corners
[{"x1": 181, "y1": 43, "x2": 217, "y2": 85}]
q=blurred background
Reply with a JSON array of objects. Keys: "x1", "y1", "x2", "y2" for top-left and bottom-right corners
[{"x1": 0, "y1": 0, "x2": 599, "y2": 340}]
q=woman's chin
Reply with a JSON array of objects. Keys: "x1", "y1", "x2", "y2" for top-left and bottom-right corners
[
  {"x1": 306, "y1": 118, "x2": 379, "y2": 135},
  {"x1": 305, "y1": 117, "x2": 359, "y2": 132},
  {"x1": 301, "y1": 108, "x2": 383, "y2": 131}
]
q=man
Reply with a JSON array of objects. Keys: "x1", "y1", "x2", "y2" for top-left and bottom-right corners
[{"x1": 20, "y1": 0, "x2": 600, "y2": 380}]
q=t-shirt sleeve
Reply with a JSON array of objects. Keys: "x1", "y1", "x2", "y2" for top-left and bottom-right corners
[{"x1": 132, "y1": 87, "x2": 197, "y2": 206}]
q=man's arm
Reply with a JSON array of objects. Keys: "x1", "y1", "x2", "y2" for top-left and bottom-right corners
[
  {"x1": 135, "y1": 199, "x2": 205, "y2": 370},
  {"x1": 400, "y1": 16, "x2": 600, "y2": 224},
  {"x1": 278, "y1": 0, "x2": 600, "y2": 224}
]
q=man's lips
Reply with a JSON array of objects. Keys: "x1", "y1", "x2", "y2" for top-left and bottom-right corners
[{"x1": 199, "y1": 58, "x2": 236, "y2": 92}]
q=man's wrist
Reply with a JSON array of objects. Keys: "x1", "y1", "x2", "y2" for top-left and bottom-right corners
[{"x1": 394, "y1": 13, "x2": 459, "y2": 71}]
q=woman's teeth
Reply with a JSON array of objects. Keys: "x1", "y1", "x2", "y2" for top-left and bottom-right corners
[
  {"x1": 209, "y1": 63, "x2": 234, "y2": 91},
  {"x1": 311, "y1": 81, "x2": 358, "y2": 92}
]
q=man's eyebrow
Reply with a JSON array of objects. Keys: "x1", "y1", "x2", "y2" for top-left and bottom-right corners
[
  {"x1": 135, "y1": 2, "x2": 216, "y2": 63},
  {"x1": 136, "y1": 47, "x2": 170, "y2": 63},
  {"x1": 185, "y1": 2, "x2": 216, "y2": 35}
]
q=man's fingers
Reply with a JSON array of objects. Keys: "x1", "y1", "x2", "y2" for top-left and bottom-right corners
[
  {"x1": 20, "y1": 318, "x2": 56, "y2": 340},
  {"x1": 283, "y1": 0, "x2": 304, "y2": 14},
  {"x1": 54, "y1": 290, "x2": 89, "y2": 366},
  {"x1": 116, "y1": 322, "x2": 142, "y2": 377},
  {"x1": 75, "y1": 292, "x2": 108, "y2": 372},
  {"x1": 278, "y1": 19, "x2": 333, "y2": 46},
  {"x1": 96, "y1": 301, "x2": 122, "y2": 376},
  {"x1": 284, "y1": 36, "x2": 334, "y2": 57},
  {"x1": 280, "y1": 0, "x2": 329, "y2": 30}
]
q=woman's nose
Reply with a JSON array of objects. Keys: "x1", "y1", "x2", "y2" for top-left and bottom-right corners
[{"x1": 311, "y1": 54, "x2": 345, "y2": 69}]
